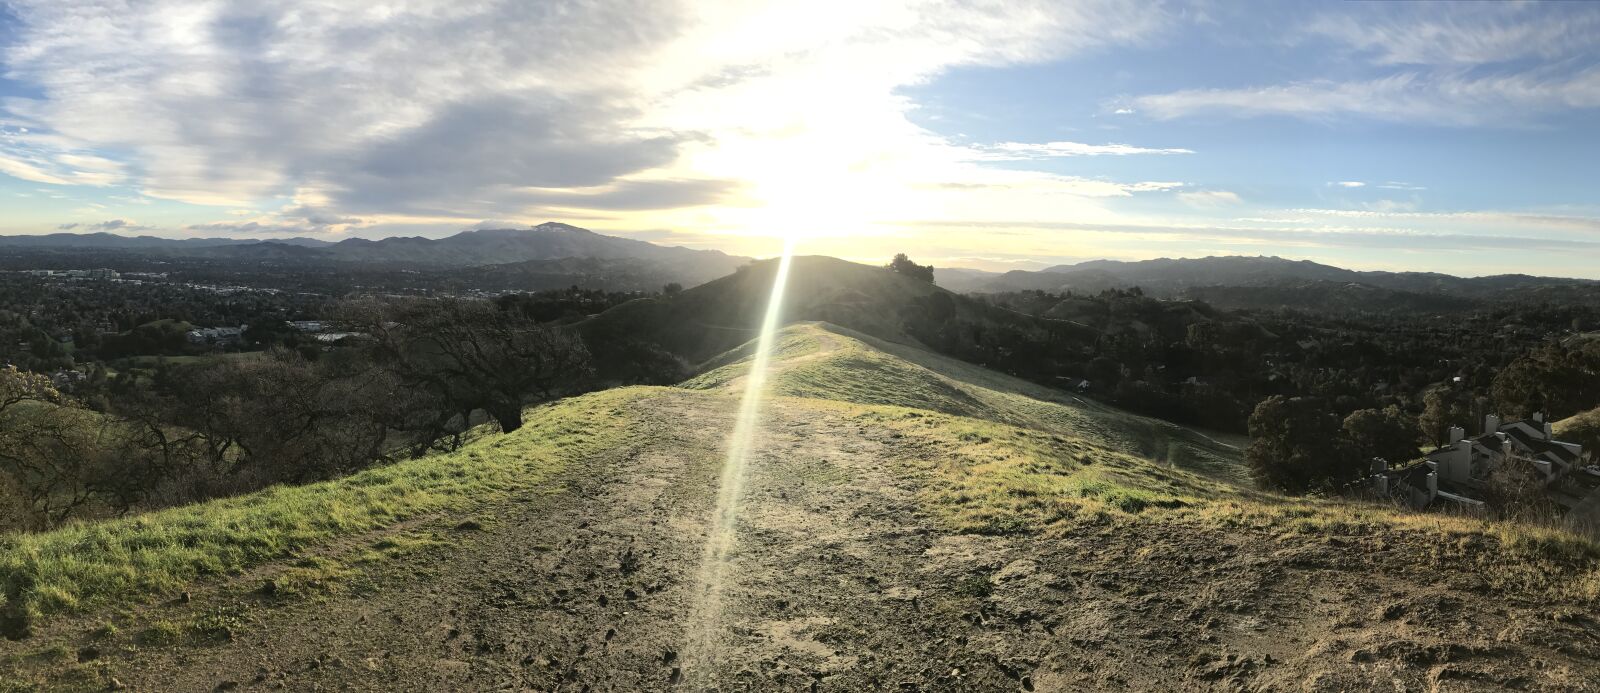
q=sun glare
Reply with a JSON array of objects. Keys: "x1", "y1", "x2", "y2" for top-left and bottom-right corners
[{"x1": 681, "y1": 235, "x2": 796, "y2": 681}]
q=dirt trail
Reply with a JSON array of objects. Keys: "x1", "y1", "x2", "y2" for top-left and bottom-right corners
[{"x1": 8, "y1": 348, "x2": 1600, "y2": 690}]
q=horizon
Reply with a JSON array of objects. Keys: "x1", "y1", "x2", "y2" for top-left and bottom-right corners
[
  {"x1": 13, "y1": 222, "x2": 1600, "y2": 283},
  {"x1": 4, "y1": 2, "x2": 1600, "y2": 278}
]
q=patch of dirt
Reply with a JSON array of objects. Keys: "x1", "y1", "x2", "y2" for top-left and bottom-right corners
[{"x1": 5, "y1": 385, "x2": 1599, "y2": 691}]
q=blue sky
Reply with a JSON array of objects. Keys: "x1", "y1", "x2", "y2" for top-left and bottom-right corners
[{"x1": 2, "y1": 1, "x2": 1599, "y2": 277}]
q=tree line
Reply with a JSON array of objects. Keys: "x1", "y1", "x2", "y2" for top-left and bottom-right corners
[{"x1": 0, "y1": 296, "x2": 666, "y2": 532}]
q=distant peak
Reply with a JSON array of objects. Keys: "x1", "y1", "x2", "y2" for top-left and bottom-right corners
[{"x1": 533, "y1": 221, "x2": 594, "y2": 234}]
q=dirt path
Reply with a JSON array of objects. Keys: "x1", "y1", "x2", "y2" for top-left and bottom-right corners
[{"x1": 9, "y1": 367, "x2": 1600, "y2": 690}]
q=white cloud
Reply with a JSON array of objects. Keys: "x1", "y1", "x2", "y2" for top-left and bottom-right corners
[
  {"x1": 0, "y1": 154, "x2": 72, "y2": 185},
  {"x1": 1330, "y1": 181, "x2": 1366, "y2": 188},
  {"x1": 0, "y1": 0, "x2": 1184, "y2": 237},
  {"x1": 975, "y1": 141, "x2": 1194, "y2": 159},
  {"x1": 1376, "y1": 181, "x2": 1426, "y2": 191},
  {"x1": 1302, "y1": 5, "x2": 1600, "y2": 66},
  {"x1": 1130, "y1": 69, "x2": 1600, "y2": 126},
  {"x1": 58, "y1": 219, "x2": 152, "y2": 232},
  {"x1": 1177, "y1": 190, "x2": 1241, "y2": 208},
  {"x1": 1363, "y1": 199, "x2": 1418, "y2": 213}
]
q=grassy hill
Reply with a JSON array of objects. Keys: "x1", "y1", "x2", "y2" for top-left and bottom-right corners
[
  {"x1": 580, "y1": 255, "x2": 1050, "y2": 366},
  {"x1": 2, "y1": 322, "x2": 1598, "y2": 690}
]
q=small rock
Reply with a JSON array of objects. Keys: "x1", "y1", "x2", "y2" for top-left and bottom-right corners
[
  {"x1": 455, "y1": 519, "x2": 484, "y2": 531},
  {"x1": 107, "y1": 678, "x2": 126, "y2": 690},
  {"x1": 78, "y1": 646, "x2": 101, "y2": 662},
  {"x1": 624, "y1": 588, "x2": 639, "y2": 601},
  {"x1": 215, "y1": 681, "x2": 240, "y2": 692},
  {"x1": 260, "y1": 579, "x2": 279, "y2": 595},
  {"x1": 180, "y1": 591, "x2": 192, "y2": 604}
]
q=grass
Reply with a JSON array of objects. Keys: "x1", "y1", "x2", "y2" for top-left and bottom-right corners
[
  {"x1": 689, "y1": 323, "x2": 1245, "y2": 483},
  {"x1": 0, "y1": 388, "x2": 643, "y2": 633},
  {"x1": 692, "y1": 323, "x2": 1600, "y2": 601}
]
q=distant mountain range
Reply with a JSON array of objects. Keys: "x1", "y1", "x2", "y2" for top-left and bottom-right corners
[
  {"x1": 0, "y1": 222, "x2": 750, "y2": 290},
  {"x1": 6, "y1": 227, "x2": 1598, "y2": 310},
  {"x1": 953, "y1": 255, "x2": 1600, "y2": 311}
]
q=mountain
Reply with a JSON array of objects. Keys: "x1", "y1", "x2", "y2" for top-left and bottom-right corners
[
  {"x1": 6, "y1": 321, "x2": 1596, "y2": 690},
  {"x1": 0, "y1": 222, "x2": 751, "y2": 289},
  {"x1": 969, "y1": 255, "x2": 1600, "y2": 309},
  {"x1": 929, "y1": 266, "x2": 1002, "y2": 293},
  {"x1": 0, "y1": 232, "x2": 328, "y2": 250}
]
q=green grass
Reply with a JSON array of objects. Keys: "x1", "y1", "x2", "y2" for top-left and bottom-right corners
[
  {"x1": 0, "y1": 388, "x2": 644, "y2": 632},
  {"x1": 689, "y1": 323, "x2": 1246, "y2": 482},
  {"x1": 692, "y1": 323, "x2": 1600, "y2": 601}
]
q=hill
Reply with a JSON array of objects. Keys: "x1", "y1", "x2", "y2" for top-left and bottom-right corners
[
  {"x1": 2, "y1": 323, "x2": 1597, "y2": 691},
  {"x1": 973, "y1": 255, "x2": 1600, "y2": 311},
  {"x1": 0, "y1": 223, "x2": 749, "y2": 289},
  {"x1": 579, "y1": 255, "x2": 1053, "y2": 366}
]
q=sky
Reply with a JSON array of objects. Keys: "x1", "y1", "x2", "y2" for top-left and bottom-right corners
[{"x1": 2, "y1": 1, "x2": 1600, "y2": 277}]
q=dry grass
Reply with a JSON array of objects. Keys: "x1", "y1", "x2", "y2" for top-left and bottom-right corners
[
  {"x1": 0, "y1": 388, "x2": 644, "y2": 633},
  {"x1": 697, "y1": 323, "x2": 1600, "y2": 602}
]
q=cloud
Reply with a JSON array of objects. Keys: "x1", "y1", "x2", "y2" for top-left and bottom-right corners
[
  {"x1": 974, "y1": 141, "x2": 1194, "y2": 159},
  {"x1": 523, "y1": 178, "x2": 745, "y2": 212},
  {"x1": 0, "y1": 126, "x2": 128, "y2": 187},
  {"x1": 1363, "y1": 199, "x2": 1418, "y2": 213},
  {"x1": 921, "y1": 175, "x2": 1184, "y2": 198},
  {"x1": 1330, "y1": 181, "x2": 1366, "y2": 188},
  {"x1": 1302, "y1": 5, "x2": 1600, "y2": 66},
  {"x1": 0, "y1": 154, "x2": 72, "y2": 185},
  {"x1": 0, "y1": 0, "x2": 1183, "y2": 232},
  {"x1": 1130, "y1": 69, "x2": 1600, "y2": 125},
  {"x1": 897, "y1": 217, "x2": 1600, "y2": 254},
  {"x1": 185, "y1": 220, "x2": 324, "y2": 235},
  {"x1": 58, "y1": 219, "x2": 151, "y2": 232},
  {"x1": 1376, "y1": 181, "x2": 1426, "y2": 191},
  {"x1": 1177, "y1": 190, "x2": 1242, "y2": 208}
]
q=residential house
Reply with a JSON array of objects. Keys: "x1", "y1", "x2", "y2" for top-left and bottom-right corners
[{"x1": 1371, "y1": 413, "x2": 1584, "y2": 509}]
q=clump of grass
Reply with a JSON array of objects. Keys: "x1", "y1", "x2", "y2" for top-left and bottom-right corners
[
  {"x1": 954, "y1": 574, "x2": 994, "y2": 599},
  {"x1": 191, "y1": 605, "x2": 248, "y2": 642},
  {"x1": 0, "y1": 389, "x2": 640, "y2": 634},
  {"x1": 138, "y1": 620, "x2": 183, "y2": 647},
  {"x1": 356, "y1": 533, "x2": 444, "y2": 565},
  {"x1": 268, "y1": 557, "x2": 351, "y2": 597},
  {"x1": 28, "y1": 644, "x2": 70, "y2": 663}
]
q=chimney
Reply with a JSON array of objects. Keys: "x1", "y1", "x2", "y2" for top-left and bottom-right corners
[
  {"x1": 1375, "y1": 474, "x2": 1389, "y2": 495},
  {"x1": 1425, "y1": 471, "x2": 1438, "y2": 497},
  {"x1": 1448, "y1": 426, "x2": 1465, "y2": 445},
  {"x1": 1534, "y1": 412, "x2": 1544, "y2": 423},
  {"x1": 1544, "y1": 422, "x2": 1553, "y2": 441},
  {"x1": 1371, "y1": 457, "x2": 1388, "y2": 474},
  {"x1": 1484, "y1": 414, "x2": 1501, "y2": 435},
  {"x1": 1453, "y1": 438, "x2": 1473, "y2": 481}
]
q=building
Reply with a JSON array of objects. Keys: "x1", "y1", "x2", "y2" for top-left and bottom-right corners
[
  {"x1": 1370, "y1": 413, "x2": 1585, "y2": 509},
  {"x1": 186, "y1": 325, "x2": 247, "y2": 345}
]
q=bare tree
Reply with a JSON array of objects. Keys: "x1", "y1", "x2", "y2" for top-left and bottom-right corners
[{"x1": 339, "y1": 298, "x2": 592, "y2": 433}]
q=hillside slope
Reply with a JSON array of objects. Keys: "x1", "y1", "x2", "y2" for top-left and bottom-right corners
[
  {"x1": 579, "y1": 255, "x2": 1052, "y2": 366},
  {"x1": 977, "y1": 255, "x2": 1600, "y2": 309},
  {"x1": 2, "y1": 325, "x2": 1598, "y2": 691}
]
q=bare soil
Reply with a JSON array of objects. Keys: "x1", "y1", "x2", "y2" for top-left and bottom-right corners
[{"x1": 5, "y1": 386, "x2": 1600, "y2": 691}]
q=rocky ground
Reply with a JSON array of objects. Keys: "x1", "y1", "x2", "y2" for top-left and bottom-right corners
[{"x1": 4, "y1": 336, "x2": 1599, "y2": 691}]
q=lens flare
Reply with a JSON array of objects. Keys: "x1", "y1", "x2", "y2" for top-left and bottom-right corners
[{"x1": 681, "y1": 236, "x2": 796, "y2": 683}]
